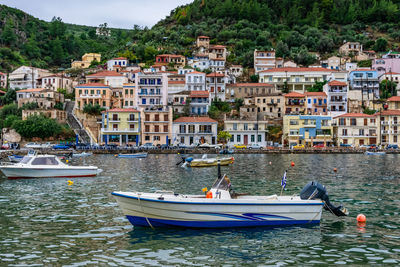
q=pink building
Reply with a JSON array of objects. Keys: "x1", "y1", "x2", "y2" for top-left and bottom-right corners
[{"x1": 372, "y1": 58, "x2": 400, "y2": 76}]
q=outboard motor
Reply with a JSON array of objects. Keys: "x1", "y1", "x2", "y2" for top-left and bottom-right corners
[
  {"x1": 300, "y1": 181, "x2": 348, "y2": 217},
  {"x1": 176, "y1": 156, "x2": 186, "y2": 166}
]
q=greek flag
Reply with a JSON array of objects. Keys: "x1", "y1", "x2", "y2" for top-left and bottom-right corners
[{"x1": 281, "y1": 171, "x2": 287, "y2": 189}]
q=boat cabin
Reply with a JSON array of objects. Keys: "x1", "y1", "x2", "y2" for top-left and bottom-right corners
[{"x1": 20, "y1": 155, "x2": 63, "y2": 166}]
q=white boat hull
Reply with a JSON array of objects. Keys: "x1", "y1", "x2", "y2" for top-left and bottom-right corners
[
  {"x1": 0, "y1": 166, "x2": 99, "y2": 179},
  {"x1": 112, "y1": 192, "x2": 323, "y2": 228}
]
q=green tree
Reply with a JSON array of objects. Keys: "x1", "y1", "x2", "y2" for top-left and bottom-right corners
[
  {"x1": 373, "y1": 37, "x2": 388, "y2": 52},
  {"x1": 234, "y1": 98, "x2": 244, "y2": 112},
  {"x1": 308, "y1": 81, "x2": 327, "y2": 92},
  {"x1": 51, "y1": 38, "x2": 65, "y2": 66},
  {"x1": 21, "y1": 102, "x2": 39, "y2": 110},
  {"x1": 0, "y1": 89, "x2": 17, "y2": 105},
  {"x1": 250, "y1": 74, "x2": 259, "y2": 83},
  {"x1": 13, "y1": 115, "x2": 62, "y2": 139},
  {"x1": 183, "y1": 98, "x2": 191, "y2": 116},
  {"x1": 275, "y1": 41, "x2": 290, "y2": 58},
  {"x1": 1, "y1": 20, "x2": 17, "y2": 46},
  {"x1": 380, "y1": 80, "x2": 397, "y2": 99},
  {"x1": 83, "y1": 104, "x2": 105, "y2": 115},
  {"x1": 217, "y1": 131, "x2": 232, "y2": 143}
]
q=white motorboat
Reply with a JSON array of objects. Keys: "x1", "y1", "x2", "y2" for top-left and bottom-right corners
[
  {"x1": 365, "y1": 151, "x2": 386, "y2": 155},
  {"x1": 112, "y1": 165, "x2": 348, "y2": 228},
  {"x1": 0, "y1": 152, "x2": 101, "y2": 179},
  {"x1": 71, "y1": 152, "x2": 93, "y2": 158}
]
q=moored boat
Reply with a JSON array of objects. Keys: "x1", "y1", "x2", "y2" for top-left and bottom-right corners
[
  {"x1": 112, "y1": 164, "x2": 348, "y2": 229},
  {"x1": 365, "y1": 151, "x2": 386, "y2": 155},
  {"x1": 177, "y1": 154, "x2": 234, "y2": 167},
  {"x1": 0, "y1": 152, "x2": 101, "y2": 179},
  {"x1": 117, "y1": 153, "x2": 148, "y2": 158},
  {"x1": 8, "y1": 155, "x2": 24, "y2": 163}
]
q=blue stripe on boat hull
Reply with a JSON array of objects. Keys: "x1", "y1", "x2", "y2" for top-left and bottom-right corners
[{"x1": 126, "y1": 215, "x2": 320, "y2": 228}]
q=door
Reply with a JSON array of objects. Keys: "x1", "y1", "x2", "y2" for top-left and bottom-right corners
[{"x1": 244, "y1": 135, "x2": 248, "y2": 145}]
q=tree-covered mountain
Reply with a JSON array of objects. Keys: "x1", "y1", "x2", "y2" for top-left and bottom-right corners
[{"x1": 1, "y1": 0, "x2": 400, "y2": 72}]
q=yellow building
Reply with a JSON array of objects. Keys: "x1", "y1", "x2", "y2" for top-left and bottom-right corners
[
  {"x1": 71, "y1": 53, "x2": 101, "y2": 69},
  {"x1": 100, "y1": 108, "x2": 140, "y2": 145},
  {"x1": 141, "y1": 107, "x2": 173, "y2": 146},
  {"x1": 75, "y1": 83, "x2": 112, "y2": 110},
  {"x1": 334, "y1": 113, "x2": 377, "y2": 147},
  {"x1": 387, "y1": 96, "x2": 400, "y2": 110},
  {"x1": 283, "y1": 115, "x2": 333, "y2": 147}
]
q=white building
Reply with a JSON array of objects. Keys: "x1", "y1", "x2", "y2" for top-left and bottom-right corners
[
  {"x1": 107, "y1": 57, "x2": 128, "y2": 71},
  {"x1": 172, "y1": 117, "x2": 218, "y2": 146},
  {"x1": 0, "y1": 72, "x2": 7, "y2": 88},
  {"x1": 345, "y1": 62, "x2": 358, "y2": 72},
  {"x1": 379, "y1": 72, "x2": 400, "y2": 91},
  {"x1": 8, "y1": 66, "x2": 51, "y2": 90},
  {"x1": 224, "y1": 119, "x2": 270, "y2": 146},
  {"x1": 86, "y1": 70, "x2": 128, "y2": 89},
  {"x1": 39, "y1": 74, "x2": 76, "y2": 93},
  {"x1": 209, "y1": 59, "x2": 225, "y2": 71},
  {"x1": 185, "y1": 71, "x2": 206, "y2": 91},
  {"x1": 206, "y1": 72, "x2": 227, "y2": 101},
  {"x1": 254, "y1": 50, "x2": 283, "y2": 74},
  {"x1": 323, "y1": 80, "x2": 348, "y2": 117},
  {"x1": 229, "y1": 65, "x2": 243, "y2": 77},
  {"x1": 178, "y1": 68, "x2": 194, "y2": 75},
  {"x1": 136, "y1": 72, "x2": 168, "y2": 109}
]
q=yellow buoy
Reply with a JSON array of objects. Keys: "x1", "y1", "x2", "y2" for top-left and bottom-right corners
[
  {"x1": 66, "y1": 159, "x2": 69, "y2": 163},
  {"x1": 67, "y1": 180, "x2": 74, "y2": 186},
  {"x1": 202, "y1": 187, "x2": 208, "y2": 193}
]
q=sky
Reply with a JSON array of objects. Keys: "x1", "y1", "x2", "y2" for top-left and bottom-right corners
[{"x1": 0, "y1": 0, "x2": 193, "y2": 29}]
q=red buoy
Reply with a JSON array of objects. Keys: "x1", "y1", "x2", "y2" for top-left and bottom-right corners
[
  {"x1": 291, "y1": 161, "x2": 295, "y2": 167},
  {"x1": 357, "y1": 214, "x2": 366, "y2": 223}
]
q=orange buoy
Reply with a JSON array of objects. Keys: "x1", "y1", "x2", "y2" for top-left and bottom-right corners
[
  {"x1": 333, "y1": 168, "x2": 337, "y2": 172},
  {"x1": 206, "y1": 191, "x2": 213, "y2": 198},
  {"x1": 291, "y1": 161, "x2": 295, "y2": 167},
  {"x1": 357, "y1": 214, "x2": 366, "y2": 223}
]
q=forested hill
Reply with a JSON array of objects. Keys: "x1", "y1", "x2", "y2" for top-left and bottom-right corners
[{"x1": 1, "y1": 1, "x2": 400, "y2": 72}]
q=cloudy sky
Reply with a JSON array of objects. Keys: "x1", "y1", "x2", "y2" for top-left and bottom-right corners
[{"x1": 0, "y1": 0, "x2": 193, "y2": 28}]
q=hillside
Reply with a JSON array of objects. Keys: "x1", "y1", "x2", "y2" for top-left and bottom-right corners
[{"x1": 1, "y1": 1, "x2": 400, "y2": 72}]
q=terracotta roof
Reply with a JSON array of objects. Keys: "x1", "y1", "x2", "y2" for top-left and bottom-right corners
[
  {"x1": 76, "y1": 83, "x2": 109, "y2": 87},
  {"x1": 305, "y1": 92, "x2": 327, "y2": 97},
  {"x1": 112, "y1": 57, "x2": 127, "y2": 60},
  {"x1": 210, "y1": 45, "x2": 226, "y2": 48},
  {"x1": 87, "y1": 70, "x2": 123, "y2": 77},
  {"x1": 228, "y1": 83, "x2": 273, "y2": 87},
  {"x1": 168, "y1": 81, "x2": 185, "y2": 85},
  {"x1": 17, "y1": 88, "x2": 45, "y2": 93},
  {"x1": 380, "y1": 109, "x2": 400, "y2": 116},
  {"x1": 157, "y1": 54, "x2": 184, "y2": 58},
  {"x1": 206, "y1": 72, "x2": 225, "y2": 77},
  {"x1": 387, "y1": 96, "x2": 400, "y2": 102},
  {"x1": 174, "y1": 116, "x2": 217, "y2": 123},
  {"x1": 0, "y1": 72, "x2": 6, "y2": 75},
  {"x1": 107, "y1": 108, "x2": 139, "y2": 113},
  {"x1": 284, "y1": 92, "x2": 305, "y2": 98},
  {"x1": 328, "y1": 80, "x2": 347, "y2": 86},
  {"x1": 383, "y1": 72, "x2": 400, "y2": 75},
  {"x1": 260, "y1": 67, "x2": 331, "y2": 73},
  {"x1": 190, "y1": 90, "x2": 209, "y2": 98},
  {"x1": 187, "y1": 71, "x2": 205, "y2": 75},
  {"x1": 197, "y1": 36, "x2": 210, "y2": 39},
  {"x1": 335, "y1": 113, "x2": 375, "y2": 118}
]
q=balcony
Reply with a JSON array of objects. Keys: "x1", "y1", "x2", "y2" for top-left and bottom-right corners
[
  {"x1": 138, "y1": 92, "x2": 162, "y2": 96},
  {"x1": 315, "y1": 103, "x2": 327, "y2": 107},
  {"x1": 381, "y1": 121, "x2": 389, "y2": 125},
  {"x1": 80, "y1": 94, "x2": 102, "y2": 99},
  {"x1": 303, "y1": 123, "x2": 316, "y2": 128},
  {"x1": 101, "y1": 128, "x2": 139, "y2": 133},
  {"x1": 108, "y1": 118, "x2": 120, "y2": 122},
  {"x1": 330, "y1": 98, "x2": 347, "y2": 103},
  {"x1": 286, "y1": 101, "x2": 304, "y2": 106},
  {"x1": 127, "y1": 119, "x2": 139, "y2": 122}
]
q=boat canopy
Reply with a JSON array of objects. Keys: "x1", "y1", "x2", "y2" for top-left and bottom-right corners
[
  {"x1": 31, "y1": 157, "x2": 59, "y2": 165},
  {"x1": 211, "y1": 175, "x2": 231, "y2": 191}
]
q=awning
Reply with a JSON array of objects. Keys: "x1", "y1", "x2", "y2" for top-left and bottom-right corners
[{"x1": 9, "y1": 73, "x2": 26, "y2": 80}]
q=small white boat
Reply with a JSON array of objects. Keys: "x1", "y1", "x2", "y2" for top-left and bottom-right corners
[
  {"x1": 71, "y1": 152, "x2": 93, "y2": 158},
  {"x1": 0, "y1": 152, "x2": 101, "y2": 179},
  {"x1": 117, "y1": 153, "x2": 148, "y2": 158},
  {"x1": 365, "y1": 151, "x2": 386, "y2": 155},
  {"x1": 8, "y1": 155, "x2": 24, "y2": 163},
  {"x1": 177, "y1": 154, "x2": 234, "y2": 167},
  {"x1": 112, "y1": 166, "x2": 347, "y2": 228}
]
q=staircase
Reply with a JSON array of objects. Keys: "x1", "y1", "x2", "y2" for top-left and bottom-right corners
[{"x1": 65, "y1": 101, "x2": 91, "y2": 143}]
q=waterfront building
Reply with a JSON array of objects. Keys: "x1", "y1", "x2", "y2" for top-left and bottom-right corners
[
  {"x1": 136, "y1": 72, "x2": 168, "y2": 109},
  {"x1": 141, "y1": 107, "x2": 173, "y2": 146},
  {"x1": 178, "y1": 68, "x2": 194, "y2": 75},
  {"x1": 334, "y1": 113, "x2": 377, "y2": 147},
  {"x1": 378, "y1": 109, "x2": 400, "y2": 146},
  {"x1": 253, "y1": 50, "x2": 283, "y2": 74},
  {"x1": 71, "y1": 53, "x2": 101, "y2": 69},
  {"x1": 209, "y1": 58, "x2": 225, "y2": 71},
  {"x1": 185, "y1": 71, "x2": 206, "y2": 91},
  {"x1": 324, "y1": 80, "x2": 348, "y2": 117},
  {"x1": 0, "y1": 72, "x2": 7, "y2": 88},
  {"x1": 155, "y1": 54, "x2": 186, "y2": 68},
  {"x1": 86, "y1": 70, "x2": 127, "y2": 89},
  {"x1": 304, "y1": 92, "x2": 328, "y2": 115},
  {"x1": 170, "y1": 91, "x2": 189, "y2": 114},
  {"x1": 107, "y1": 57, "x2": 128, "y2": 71},
  {"x1": 122, "y1": 83, "x2": 136, "y2": 108},
  {"x1": 206, "y1": 72, "x2": 227, "y2": 101},
  {"x1": 283, "y1": 115, "x2": 333, "y2": 147},
  {"x1": 100, "y1": 108, "x2": 140, "y2": 146},
  {"x1": 387, "y1": 96, "x2": 400, "y2": 110},
  {"x1": 75, "y1": 83, "x2": 112, "y2": 109},
  {"x1": 348, "y1": 69, "x2": 380, "y2": 101},
  {"x1": 8, "y1": 66, "x2": 51, "y2": 90},
  {"x1": 224, "y1": 118, "x2": 270, "y2": 146},
  {"x1": 225, "y1": 83, "x2": 275, "y2": 102},
  {"x1": 372, "y1": 58, "x2": 400, "y2": 76},
  {"x1": 172, "y1": 116, "x2": 218, "y2": 145},
  {"x1": 190, "y1": 54, "x2": 210, "y2": 71},
  {"x1": 168, "y1": 80, "x2": 186, "y2": 95},
  {"x1": 254, "y1": 94, "x2": 285, "y2": 120},
  {"x1": 190, "y1": 90, "x2": 209, "y2": 115},
  {"x1": 284, "y1": 92, "x2": 306, "y2": 115},
  {"x1": 258, "y1": 67, "x2": 333, "y2": 92},
  {"x1": 379, "y1": 72, "x2": 400, "y2": 92}
]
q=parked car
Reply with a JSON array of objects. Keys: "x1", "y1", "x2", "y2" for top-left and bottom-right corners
[
  {"x1": 25, "y1": 142, "x2": 42, "y2": 149},
  {"x1": 198, "y1": 143, "x2": 222, "y2": 149},
  {"x1": 233, "y1": 144, "x2": 247, "y2": 149},
  {"x1": 52, "y1": 144, "x2": 71, "y2": 150},
  {"x1": 248, "y1": 144, "x2": 263, "y2": 150},
  {"x1": 387, "y1": 144, "x2": 399, "y2": 149},
  {"x1": 140, "y1": 143, "x2": 156, "y2": 149},
  {"x1": 104, "y1": 144, "x2": 118, "y2": 149},
  {"x1": 293, "y1": 144, "x2": 305, "y2": 149},
  {"x1": 340, "y1": 143, "x2": 353, "y2": 147},
  {"x1": 313, "y1": 143, "x2": 325, "y2": 148},
  {"x1": 159, "y1": 144, "x2": 170, "y2": 149},
  {"x1": 41, "y1": 142, "x2": 53, "y2": 149}
]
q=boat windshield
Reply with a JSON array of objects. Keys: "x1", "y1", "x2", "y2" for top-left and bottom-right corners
[
  {"x1": 20, "y1": 157, "x2": 32, "y2": 164},
  {"x1": 211, "y1": 175, "x2": 231, "y2": 191},
  {"x1": 31, "y1": 157, "x2": 59, "y2": 165}
]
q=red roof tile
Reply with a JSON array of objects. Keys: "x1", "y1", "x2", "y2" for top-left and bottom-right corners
[
  {"x1": 260, "y1": 67, "x2": 331, "y2": 73},
  {"x1": 284, "y1": 92, "x2": 305, "y2": 98},
  {"x1": 190, "y1": 90, "x2": 209, "y2": 98},
  {"x1": 17, "y1": 88, "x2": 45, "y2": 93},
  {"x1": 380, "y1": 109, "x2": 400, "y2": 116},
  {"x1": 206, "y1": 72, "x2": 225, "y2": 77},
  {"x1": 197, "y1": 36, "x2": 210, "y2": 39},
  {"x1": 187, "y1": 71, "x2": 205, "y2": 75},
  {"x1": 351, "y1": 69, "x2": 374, "y2": 72},
  {"x1": 107, "y1": 108, "x2": 139, "y2": 113},
  {"x1": 76, "y1": 83, "x2": 109, "y2": 87},
  {"x1": 383, "y1": 72, "x2": 400, "y2": 75},
  {"x1": 387, "y1": 96, "x2": 400, "y2": 102},
  {"x1": 328, "y1": 80, "x2": 347, "y2": 86},
  {"x1": 335, "y1": 113, "x2": 375, "y2": 118},
  {"x1": 305, "y1": 92, "x2": 327, "y2": 97},
  {"x1": 87, "y1": 71, "x2": 123, "y2": 77},
  {"x1": 210, "y1": 45, "x2": 226, "y2": 48},
  {"x1": 228, "y1": 83, "x2": 273, "y2": 87},
  {"x1": 174, "y1": 116, "x2": 217, "y2": 123},
  {"x1": 168, "y1": 81, "x2": 185, "y2": 85},
  {"x1": 157, "y1": 54, "x2": 184, "y2": 58},
  {"x1": 112, "y1": 57, "x2": 127, "y2": 60}
]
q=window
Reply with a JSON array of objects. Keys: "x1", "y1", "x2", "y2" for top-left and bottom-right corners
[
  {"x1": 145, "y1": 114, "x2": 150, "y2": 121},
  {"x1": 233, "y1": 123, "x2": 237, "y2": 130},
  {"x1": 308, "y1": 99, "x2": 311, "y2": 104},
  {"x1": 251, "y1": 135, "x2": 255, "y2": 142},
  {"x1": 258, "y1": 135, "x2": 262, "y2": 142},
  {"x1": 237, "y1": 135, "x2": 241, "y2": 142},
  {"x1": 290, "y1": 120, "x2": 299, "y2": 125},
  {"x1": 155, "y1": 114, "x2": 159, "y2": 121},
  {"x1": 130, "y1": 124, "x2": 135, "y2": 129},
  {"x1": 350, "y1": 119, "x2": 357, "y2": 126},
  {"x1": 163, "y1": 125, "x2": 168, "y2": 132},
  {"x1": 125, "y1": 89, "x2": 128, "y2": 95},
  {"x1": 189, "y1": 125, "x2": 195, "y2": 133},
  {"x1": 112, "y1": 114, "x2": 118, "y2": 121},
  {"x1": 364, "y1": 118, "x2": 368, "y2": 126},
  {"x1": 145, "y1": 125, "x2": 150, "y2": 132},
  {"x1": 314, "y1": 99, "x2": 316, "y2": 104},
  {"x1": 339, "y1": 118, "x2": 346, "y2": 126},
  {"x1": 153, "y1": 136, "x2": 160, "y2": 141},
  {"x1": 154, "y1": 125, "x2": 159, "y2": 132},
  {"x1": 180, "y1": 137, "x2": 185, "y2": 144},
  {"x1": 244, "y1": 123, "x2": 248, "y2": 130},
  {"x1": 129, "y1": 114, "x2": 135, "y2": 121},
  {"x1": 359, "y1": 129, "x2": 364, "y2": 136},
  {"x1": 342, "y1": 129, "x2": 348, "y2": 136},
  {"x1": 31, "y1": 157, "x2": 58, "y2": 165},
  {"x1": 179, "y1": 125, "x2": 186, "y2": 133},
  {"x1": 164, "y1": 114, "x2": 169, "y2": 121}
]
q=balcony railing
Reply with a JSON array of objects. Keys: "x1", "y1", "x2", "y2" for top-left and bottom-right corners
[
  {"x1": 101, "y1": 128, "x2": 139, "y2": 133},
  {"x1": 79, "y1": 94, "x2": 102, "y2": 99},
  {"x1": 108, "y1": 118, "x2": 120, "y2": 122}
]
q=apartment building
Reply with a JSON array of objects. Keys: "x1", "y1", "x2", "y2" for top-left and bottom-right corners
[
  {"x1": 253, "y1": 50, "x2": 283, "y2": 74},
  {"x1": 224, "y1": 119, "x2": 270, "y2": 146},
  {"x1": 284, "y1": 92, "x2": 306, "y2": 115},
  {"x1": 378, "y1": 109, "x2": 400, "y2": 146},
  {"x1": 172, "y1": 116, "x2": 218, "y2": 145},
  {"x1": 141, "y1": 107, "x2": 173, "y2": 146},
  {"x1": 225, "y1": 83, "x2": 275, "y2": 102},
  {"x1": 334, "y1": 113, "x2": 377, "y2": 147},
  {"x1": 136, "y1": 72, "x2": 168, "y2": 109},
  {"x1": 324, "y1": 80, "x2": 348, "y2": 117},
  {"x1": 304, "y1": 92, "x2": 327, "y2": 115},
  {"x1": 75, "y1": 83, "x2": 112, "y2": 109}
]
